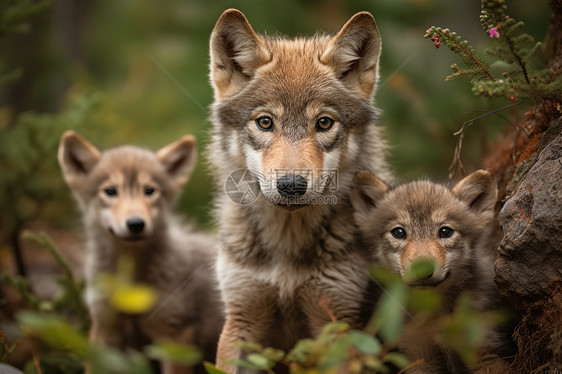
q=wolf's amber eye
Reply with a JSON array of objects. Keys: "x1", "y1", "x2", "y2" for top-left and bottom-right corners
[
  {"x1": 144, "y1": 187, "x2": 155, "y2": 196},
  {"x1": 256, "y1": 116, "x2": 273, "y2": 131},
  {"x1": 104, "y1": 187, "x2": 117, "y2": 197},
  {"x1": 391, "y1": 227, "x2": 407, "y2": 239},
  {"x1": 316, "y1": 116, "x2": 335, "y2": 131},
  {"x1": 439, "y1": 226, "x2": 454, "y2": 238}
]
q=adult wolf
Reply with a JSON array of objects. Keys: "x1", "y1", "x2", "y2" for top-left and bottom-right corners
[
  {"x1": 58, "y1": 131, "x2": 223, "y2": 374},
  {"x1": 208, "y1": 9, "x2": 392, "y2": 371}
]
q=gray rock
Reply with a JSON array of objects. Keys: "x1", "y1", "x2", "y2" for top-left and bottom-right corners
[{"x1": 495, "y1": 126, "x2": 562, "y2": 303}]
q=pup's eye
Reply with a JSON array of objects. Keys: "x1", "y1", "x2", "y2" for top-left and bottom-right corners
[
  {"x1": 256, "y1": 116, "x2": 273, "y2": 131},
  {"x1": 439, "y1": 226, "x2": 454, "y2": 238},
  {"x1": 390, "y1": 227, "x2": 407, "y2": 239},
  {"x1": 104, "y1": 187, "x2": 117, "y2": 197},
  {"x1": 316, "y1": 116, "x2": 335, "y2": 131},
  {"x1": 144, "y1": 187, "x2": 155, "y2": 196}
]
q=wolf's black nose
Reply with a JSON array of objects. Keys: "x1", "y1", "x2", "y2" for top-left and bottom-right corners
[
  {"x1": 277, "y1": 174, "x2": 308, "y2": 198},
  {"x1": 126, "y1": 217, "x2": 145, "y2": 234}
]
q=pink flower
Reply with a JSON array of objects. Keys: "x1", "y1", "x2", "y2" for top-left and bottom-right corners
[
  {"x1": 488, "y1": 27, "x2": 500, "y2": 38},
  {"x1": 431, "y1": 33, "x2": 439, "y2": 42},
  {"x1": 434, "y1": 41, "x2": 441, "y2": 49}
]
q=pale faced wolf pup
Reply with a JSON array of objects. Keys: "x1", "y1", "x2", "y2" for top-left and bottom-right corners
[
  {"x1": 351, "y1": 169, "x2": 509, "y2": 373},
  {"x1": 208, "y1": 8, "x2": 393, "y2": 372},
  {"x1": 58, "y1": 131, "x2": 224, "y2": 374}
]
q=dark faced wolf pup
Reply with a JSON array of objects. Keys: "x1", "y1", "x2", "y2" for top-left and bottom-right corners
[
  {"x1": 58, "y1": 131, "x2": 224, "y2": 374},
  {"x1": 351, "y1": 169, "x2": 511, "y2": 373}
]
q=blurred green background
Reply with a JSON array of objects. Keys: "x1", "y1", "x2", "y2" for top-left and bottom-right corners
[{"x1": 0, "y1": 0, "x2": 550, "y2": 234}]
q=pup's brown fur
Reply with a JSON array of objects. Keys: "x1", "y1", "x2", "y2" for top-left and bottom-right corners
[
  {"x1": 208, "y1": 9, "x2": 393, "y2": 372},
  {"x1": 58, "y1": 131, "x2": 224, "y2": 374},
  {"x1": 351, "y1": 170, "x2": 510, "y2": 373}
]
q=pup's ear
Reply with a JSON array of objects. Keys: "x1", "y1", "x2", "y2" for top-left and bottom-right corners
[
  {"x1": 321, "y1": 12, "x2": 382, "y2": 100},
  {"x1": 350, "y1": 171, "x2": 388, "y2": 217},
  {"x1": 209, "y1": 9, "x2": 271, "y2": 101},
  {"x1": 157, "y1": 135, "x2": 197, "y2": 188},
  {"x1": 452, "y1": 170, "x2": 497, "y2": 214},
  {"x1": 58, "y1": 130, "x2": 101, "y2": 188}
]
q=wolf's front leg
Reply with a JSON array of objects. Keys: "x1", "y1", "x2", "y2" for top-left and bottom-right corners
[
  {"x1": 300, "y1": 268, "x2": 370, "y2": 336},
  {"x1": 216, "y1": 290, "x2": 278, "y2": 374},
  {"x1": 159, "y1": 326, "x2": 195, "y2": 374}
]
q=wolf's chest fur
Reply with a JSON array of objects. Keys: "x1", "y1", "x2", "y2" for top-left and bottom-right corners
[{"x1": 208, "y1": 9, "x2": 393, "y2": 370}]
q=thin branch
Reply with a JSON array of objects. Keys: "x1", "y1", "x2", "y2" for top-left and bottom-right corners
[
  {"x1": 449, "y1": 101, "x2": 527, "y2": 178},
  {"x1": 504, "y1": 31, "x2": 531, "y2": 84},
  {"x1": 22, "y1": 231, "x2": 90, "y2": 330}
]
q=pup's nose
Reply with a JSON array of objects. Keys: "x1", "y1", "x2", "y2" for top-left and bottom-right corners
[
  {"x1": 277, "y1": 174, "x2": 308, "y2": 198},
  {"x1": 126, "y1": 217, "x2": 145, "y2": 234}
]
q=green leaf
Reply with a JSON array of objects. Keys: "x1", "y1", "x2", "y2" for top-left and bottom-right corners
[
  {"x1": 366, "y1": 280, "x2": 408, "y2": 341},
  {"x1": 442, "y1": 295, "x2": 488, "y2": 365},
  {"x1": 262, "y1": 347, "x2": 285, "y2": 362},
  {"x1": 317, "y1": 336, "x2": 349, "y2": 371},
  {"x1": 404, "y1": 258, "x2": 436, "y2": 283},
  {"x1": 247, "y1": 353, "x2": 274, "y2": 370},
  {"x1": 320, "y1": 321, "x2": 349, "y2": 335},
  {"x1": 18, "y1": 312, "x2": 87, "y2": 353},
  {"x1": 409, "y1": 288, "x2": 442, "y2": 312},
  {"x1": 347, "y1": 331, "x2": 381, "y2": 355},
  {"x1": 286, "y1": 339, "x2": 316, "y2": 363},
  {"x1": 383, "y1": 352, "x2": 409, "y2": 369},
  {"x1": 85, "y1": 345, "x2": 153, "y2": 374},
  {"x1": 363, "y1": 355, "x2": 383, "y2": 370},
  {"x1": 145, "y1": 341, "x2": 202, "y2": 365},
  {"x1": 226, "y1": 359, "x2": 261, "y2": 370},
  {"x1": 204, "y1": 362, "x2": 229, "y2": 374},
  {"x1": 236, "y1": 340, "x2": 263, "y2": 352}
]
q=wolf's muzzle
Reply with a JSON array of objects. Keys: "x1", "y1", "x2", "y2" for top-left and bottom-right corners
[{"x1": 277, "y1": 174, "x2": 308, "y2": 198}]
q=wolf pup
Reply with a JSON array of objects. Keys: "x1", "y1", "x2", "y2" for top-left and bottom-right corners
[
  {"x1": 351, "y1": 169, "x2": 508, "y2": 373},
  {"x1": 58, "y1": 131, "x2": 224, "y2": 374},
  {"x1": 208, "y1": 9, "x2": 393, "y2": 371}
]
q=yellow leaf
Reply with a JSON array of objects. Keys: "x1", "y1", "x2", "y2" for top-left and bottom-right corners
[{"x1": 110, "y1": 284, "x2": 157, "y2": 314}]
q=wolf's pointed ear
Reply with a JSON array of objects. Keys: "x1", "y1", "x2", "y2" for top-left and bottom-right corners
[
  {"x1": 321, "y1": 12, "x2": 381, "y2": 100},
  {"x1": 58, "y1": 131, "x2": 101, "y2": 187},
  {"x1": 210, "y1": 9, "x2": 271, "y2": 101},
  {"x1": 452, "y1": 170, "x2": 497, "y2": 214},
  {"x1": 350, "y1": 171, "x2": 388, "y2": 217},
  {"x1": 157, "y1": 135, "x2": 197, "y2": 188}
]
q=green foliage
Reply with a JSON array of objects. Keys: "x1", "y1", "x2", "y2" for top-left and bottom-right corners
[
  {"x1": 2, "y1": 231, "x2": 89, "y2": 330},
  {"x1": 3, "y1": 231, "x2": 202, "y2": 374},
  {"x1": 0, "y1": 93, "x2": 102, "y2": 277},
  {"x1": 0, "y1": 331, "x2": 20, "y2": 364},
  {"x1": 4, "y1": 234, "x2": 506, "y2": 373},
  {"x1": 0, "y1": 0, "x2": 50, "y2": 87},
  {"x1": 424, "y1": 0, "x2": 560, "y2": 102},
  {"x1": 22, "y1": 231, "x2": 90, "y2": 330},
  {"x1": 0, "y1": 0, "x2": 50, "y2": 37},
  {"x1": 145, "y1": 342, "x2": 202, "y2": 366},
  {"x1": 210, "y1": 261, "x2": 505, "y2": 374},
  {"x1": 18, "y1": 311, "x2": 204, "y2": 374},
  {"x1": 214, "y1": 321, "x2": 406, "y2": 374}
]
